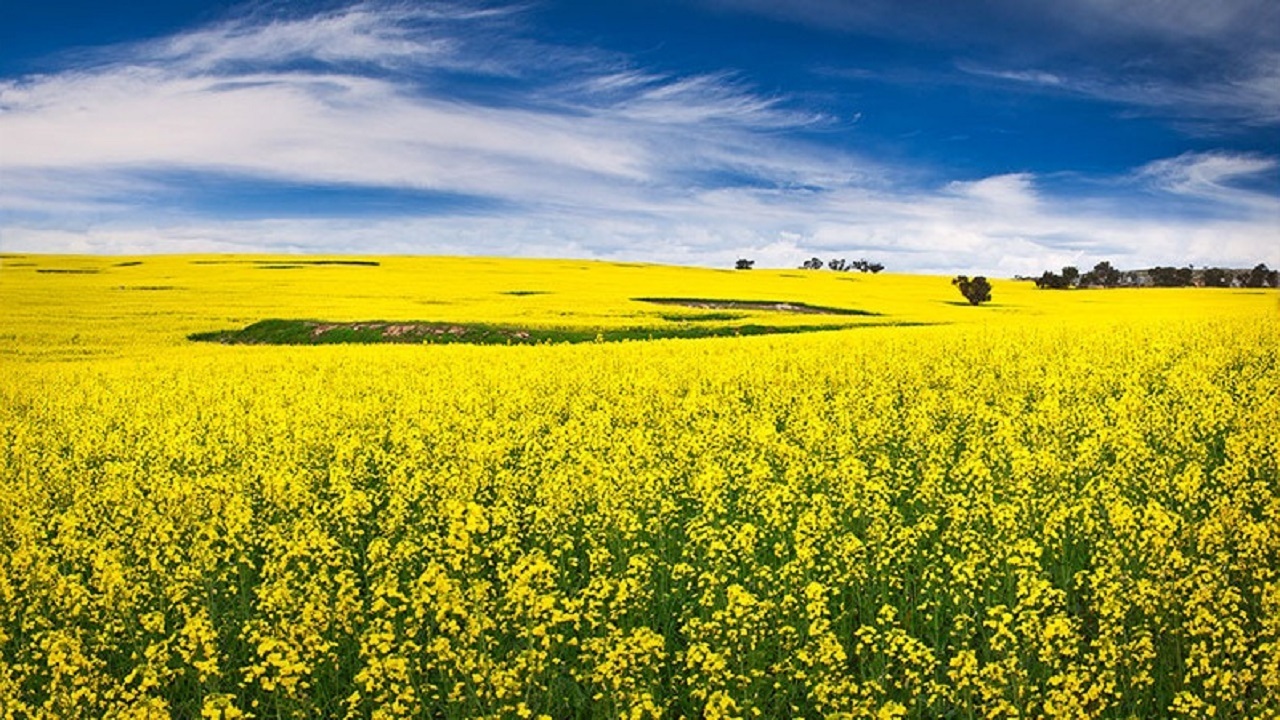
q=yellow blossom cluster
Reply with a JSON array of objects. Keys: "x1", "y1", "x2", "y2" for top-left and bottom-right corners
[{"x1": 0, "y1": 255, "x2": 1277, "y2": 718}]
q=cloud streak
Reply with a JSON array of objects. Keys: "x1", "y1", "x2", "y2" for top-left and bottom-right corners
[{"x1": 962, "y1": 54, "x2": 1280, "y2": 128}]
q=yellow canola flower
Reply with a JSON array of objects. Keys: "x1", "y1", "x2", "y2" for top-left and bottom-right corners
[{"x1": 0, "y1": 255, "x2": 1276, "y2": 718}]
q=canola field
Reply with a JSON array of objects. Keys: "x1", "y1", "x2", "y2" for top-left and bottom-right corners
[{"x1": 1, "y1": 255, "x2": 1278, "y2": 719}]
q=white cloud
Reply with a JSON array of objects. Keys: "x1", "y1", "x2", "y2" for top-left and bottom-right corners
[
  {"x1": 976, "y1": 69, "x2": 1063, "y2": 86},
  {"x1": 1138, "y1": 151, "x2": 1277, "y2": 197},
  {"x1": 0, "y1": 2, "x2": 851, "y2": 208},
  {"x1": 0, "y1": 68, "x2": 656, "y2": 194},
  {"x1": 6, "y1": 165, "x2": 1278, "y2": 276},
  {"x1": 608, "y1": 73, "x2": 822, "y2": 128},
  {"x1": 945, "y1": 173, "x2": 1039, "y2": 210},
  {"x1": 148, "y1": 8, "x2": 450, "y2": 71}
]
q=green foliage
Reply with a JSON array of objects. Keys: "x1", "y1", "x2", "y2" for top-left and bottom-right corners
[
  {"x1": 1081, "y1": 261, "x2": 1121, "y2": 287},
  {"x1": 1035, "y1": 270, "x2": 1072, "y2": 289},
  {"x1": 1149, "y1": 266, "x2": 1194, "y2": 287},
  {"x1": 1202, "y1": 267, "x2": 1232, "y2": 288},
  {"x1": 952, "y1": 275, "x2": 993, "y2": 306},
  {"x1": 1245, "y1": 263, "x2": 1279, "y2": 288}
]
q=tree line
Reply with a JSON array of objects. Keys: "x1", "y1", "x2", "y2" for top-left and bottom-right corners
[
  {"x1": 734, "y1": 258, "x2": 885, "y2": 272},
  {"x1": 1032, "y1": 261, "x2": 1278, "y2": 289}
]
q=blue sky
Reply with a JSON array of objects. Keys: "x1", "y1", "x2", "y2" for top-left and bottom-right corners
[{"x1": 1, "y1": 0, "x2": 1276, "y2": 274}]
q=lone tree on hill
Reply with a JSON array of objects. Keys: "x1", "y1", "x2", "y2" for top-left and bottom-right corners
[
  {"x1": 952, "y1": 275, "x2": 992, "y2": 306},
  {"x1": 735, "y1": 258, "x2": 755, "y2": 270}
]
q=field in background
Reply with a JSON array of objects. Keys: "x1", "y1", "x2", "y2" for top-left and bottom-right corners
[
  {"x1": 1, "y1": 254, "x2": 1272, "y2": 361},
  {"x1": 1, "y1": 255, "x2": 1278, "y2": 719}
]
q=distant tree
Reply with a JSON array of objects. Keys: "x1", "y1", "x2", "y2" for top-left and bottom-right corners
[
  {"x1": 842, "y1": 258, "x2": 886, "y2": 273},
  {"x1": 1082, "y1": 261, "x2": 1121, "y2": 287},
  {"x1": 952, "y1": 275, "x2": 992, "y2": 305},
  {"x1": 1245, "y1": 263, "x2": 1279, "y2": 288},
  {"x1": 1149, "y1": 266, "x2": 1194, "y2": 287},
  {"x1": 1035, "y1": 271, "x2": 1070, "y2": 289},
  {"x1": 735, "y1": 258, "x2": 755, "y2": 270},
  {"x1": 1099, "y1": 261, "x2": 1121, "y2": 287},
  {"x1": 1149, "y1": 267, "x2": 1172, "y2": 286},
  {"x1": 801, "y1": 257, "x2": 825, "y2": 270},
  {"x1": 1202, "y1": 267, "x2": 1231, "y2": 287},
  {"x1": 828, "y1": 258, "x2": 848, "y2": 271},
  {"x1": 1061, "y1": 266, "x2": 1080, "y2": 287}
]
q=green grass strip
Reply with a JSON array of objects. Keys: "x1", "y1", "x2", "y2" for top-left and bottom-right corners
[{"x1": 188, "y1": 319, "x2": 916, "y2": 346}]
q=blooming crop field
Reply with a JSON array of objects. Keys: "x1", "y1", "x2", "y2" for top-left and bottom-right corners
[{"x1": 1, "y1": 255, "x2": 1278, "y2": 719}]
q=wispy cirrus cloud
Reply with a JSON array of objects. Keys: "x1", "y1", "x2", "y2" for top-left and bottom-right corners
[{"x1": 0, "y1": 2, "x2": 832, "y2": 203}]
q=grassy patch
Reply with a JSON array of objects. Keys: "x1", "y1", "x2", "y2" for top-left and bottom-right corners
[
  {"x1": 634, "y1": 297, "x2": 879, "y2": 316},
  {"x1": 188, "y1": 319, "x2": 888, "y2": 346}
]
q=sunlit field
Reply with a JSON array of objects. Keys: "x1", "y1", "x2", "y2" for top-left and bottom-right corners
[{"x1": 1, "y1": 254, "x2": 1277, "y2": 719}]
